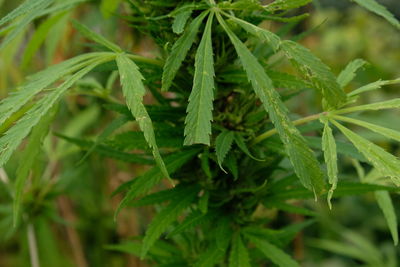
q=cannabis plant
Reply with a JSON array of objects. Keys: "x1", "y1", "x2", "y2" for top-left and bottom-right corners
[{"x1": 1, "y1": 0, "x2": 400, "y2": 266}]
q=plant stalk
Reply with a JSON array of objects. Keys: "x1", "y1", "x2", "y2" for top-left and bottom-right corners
[{"x1": 27, "y1": 223, "x2": 40, "y2": 267}]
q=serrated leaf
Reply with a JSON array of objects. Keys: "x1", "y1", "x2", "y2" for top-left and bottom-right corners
[
  {"x1": 335, "y1": 98, "x2": 400, "y2": 115},
  {"x1": 184, "y1": 13, "x2": 215, "y2": 145},
  {"x1": 337, "y1": 59, "x2": 367, "y2": 88},
  {"x1": 225, "y1": 153, "x2": 239, "y2": 179},
  {"x1": 115, "y1": 148, "x2": 201, "y2": 215},
  {"x1": 246, "y1": 235, "x2": 300, "y2": 267},
  {"x1": 167, "y1": 209, "x2": 216, "y2": 238},
  {"x1": 352, "y1": 0, "x2": 400, "y2": 29},
  {"x1": 217, "y1": 14, "x2": 325, "y2": 193},
  {"x1": 0, "y1": 0, "x2": 51, "y2": 27},
  {"x1": 132, "y1": 184, "x2": 194, "y2": 207},
  {"x1": 229, "y1": 234, "x2": 251, "y2": 267},
  {"x1": 0, "y1": 52, "x2": 110, "y2": 126},
  {"x1": 116, "y1": 54, "x2": 170, "y2": 182},
  {"x1": 280, "y1": 40, "x2": 346, "y2": 109},
  {"x1": 0, "y1": 56, "x2": 109, "y2": 168},
  {"x1": 322, "y1": 120, "x2": 338, "y2": 209},
  {"x1": 227, "y1": 15, "x2": 280, "y2": 51},
  {"x1": 215, "y1": 130, "x2": 234, "y2": 171},
  {"x1": 348, "y1": 78, "x2": 400, "y2": 97},
  {"x1": 194, "y1": 243, "x2": 225, "y2": 267},
  {"x1": 161, "y1": 11, "x2": 208, "y2": 92},
  {"x1": 13, "y1": 106, "x2": 55, "y2": 226},
  {"x1": 141, "y1": 186, "x2": 199, "y2": 258},
  {"x1": 234, "y1": 133, "x2": 263, "y2": 161},
  {"x1": 375, "y1": 190, "x2": 398, "y2": 245},
  {"x1": 172, "y1": 6, "x2": 193, "y2": 34},
  {"x1": 333, "y1": 115, "x2": 400, "y2": 143},
  {"x1": 332, "y1": 120, "x2": 400, "y2": 186},
  {"x1": 72, "y1": 20, "x2": 122, "y2": 52}
]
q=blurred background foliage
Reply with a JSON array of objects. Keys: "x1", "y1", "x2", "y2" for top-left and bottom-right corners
[{"x1": 0, "y1": 0, "x2": 399, "y2": 266}]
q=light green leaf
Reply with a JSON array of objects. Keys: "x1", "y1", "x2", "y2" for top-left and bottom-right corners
[
  {"x1": 322, "y1": 120, "x2": 338, "y2": 209},
  {"x1": 333, "y1": 115, "x2": 400, "y2": 143},
  {"x1": 280, "y1": 40, "x2": 347, "y2": 109},
  {"x1": 229, "y1": 234, "x2": 251, "y2": 267},
  {"x1": 0, "y1": 0, "x2": 52, "y2": 27},
  {"x1": 215, "y1": 130, "x2": 235, "y2": 171},
  {"x1": 351, "y1": 0, "x2": 400, "y2": 29},
  {"x1": 246, "y1": 235, "x2": 300, "y2": 267},
  {"x1": 375, "y1": 190, "x2": 398, "y2": 245},
  {"x1": 227, "y1": 15, "x2": 280, "y2": 52},
  {"x1": 348, "y1": 78, "x2": 400, "y2": 97},
  {"x1": 334, "y1": 98, "x2": 400, "y2": 114},
  {"x1": 217, "y1": 14, "x2": 325, "y2": 193},
  {"x1": 332, "y1": 120, "x2": 400, "y2": 186},
  {"x1": 184, "y1": 13, "x2": 215, "y2": 145},
  {"x1": 0, "y1": 56, "x2": 109, "y2": 168},
  {"x1": 337, "y1": 59, "x2": 367, "y2": 88},
  {"x1": 116, "y1": 54, "x2": 170, "y2": 182},
  {"x1": 0, "y1": 52, "x2": 110, "y2": 126},
  {"x1": 172, "y1": 5, "x2": 193, "y2": 34},
  {"x1": 161, "y1": 11, "x2": 208, "y2": 91},
  {"x1": 141, "y1": 186, "x2": 199, "y2": 258},
  {"x1": 72, "y1": 20, "x2": 122, "y2": 52},
  {"x1": 13, "y1": 106, "x2": 56, "y2": 226}
]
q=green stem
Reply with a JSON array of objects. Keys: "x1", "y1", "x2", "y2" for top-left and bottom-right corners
[{"x1": 251, "y1": 112, "x2": 325, "y2": 145}]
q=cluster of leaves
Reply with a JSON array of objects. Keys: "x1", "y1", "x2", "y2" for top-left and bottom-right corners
[{"x1": 1, "y1": 0, "x2": 400, "y2": 266}]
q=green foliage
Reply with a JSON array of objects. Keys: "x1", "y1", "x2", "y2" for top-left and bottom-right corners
[{"x1": 1, "y1": 0, "x2": 400, "y2": 266}]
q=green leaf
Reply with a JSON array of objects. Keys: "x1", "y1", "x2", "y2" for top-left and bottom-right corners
[
  {"x1": 131, "y1": 184, "x2": 194, "y2": 207},
  {"x1": 0, "y1": 0, "x2": 51, "y2": 27},
  {"x1": 348, "y1": 78, "x2": 400, "y2": 97},
  {"x1": 234, "y1": 133, "x2": 263, "y2": 161},
  {"x1": 333, "y1": 115, "x2": 400, "y2": 143},
  {"x1": 0, "y1": 56, "x2": 110, "y2": 168},
  {"x1": 227, "y1": 15, "x2": 280, "y2": 52},
  {"x1": 280, "y1": 40, "x2": 347, "y2": 109},
  {"x1": 334, "y1": 98, "x2": 400, "y2": 114},
  {"x1": 215, "y1": 130, "x2": 235, "y2": 171},
  {"x1": 100, "y1": 0, "x2": 122, "y2": 18},
  {"x1": 141, "y1": 186, "x2": 199, "y2": 258},
  {"x1": 184, "y1": 13, "x2": 215, "y2": 145},
  {"x1": 13, "y1": 106, "x2": 55, "y2": 226},
  {"x1": 337, "y1": 59, "x2": 367, "y2": 88},
  {"x1": 229, "y1": 234, "x2": 251, "y2": 267},
  {"x1": 167, "y1": 210, "x2": 213, "y2": 237},
  {"x1": 172, "y1": 5, "x2": 193, "y2": 34},
  {"x1": 217, "y1": 14, "x2": 325, "y2": 194},
  {"x1": 116, "y1": 54, "x2": 170, "y2": 182},
  {"x1": 193, "y1": 243, "x2": 226, "y2": 267},
  {"x1": 321, "y1": 120, "x2": 338, "y2": 209},
  {"x1": 161, "y1": 11, "x2": 208, "y2": 92},
  {"x1": 115, "y1": 148, "x2": 201, "y2": 215},
  {"x1": 351, "y1": 0, "x2": 400, "y2": 29},
  {"x1": 0, "y1": 52, "x2": 110, "y2": 126},
  {"x1": 198, "y1": 191, "x2": 209, "y2": 214},
  {"x1": 331, "y1": 120, "x2": 400, "y2": 186},
  {"x1": 375, "y1": 190, "x2": 398, "y2": 245},
  {"x1": 72, "y1": 20, "x2": 122, "y2": 52},
  {"x1": 246, "y1": 235, "x2": 300, "y2": 267}
]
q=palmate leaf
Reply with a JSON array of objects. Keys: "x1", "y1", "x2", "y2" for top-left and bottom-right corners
[
  {"x1": 351, "y1": 0, "x2": 400, "y2": 29},
  {"x1": 0, "y1": 52, "x2": 111, "y2": 126},
  {"x1": 217, "y1": 14, "x2": 325, "y2": 194},
  {"x1": 0, "y1": 56, "x2": 111, "y2": 168},
  {"x1": 141, "y1": 185, "x2": 199, "y2": 258},
  {"x1": 229, "y1": 234, "x2": 251, "y2": 267},
  {"x1": 161, "y1": 11, "x2": 208, "y2": 92},
  {"x1": 337, "y1": 59, "x2": 367, "y2": 88},
  {"x1": 116, "y1": 54, "x2": 170, "y2": 182},
  {"x1": 331, "y1": 120, "x2": 400, "y2": 186},
  {"x1": 184, "y1": 13, "x2": 215, "y2": 145},
  {"x1": 280, "y1": 40, "x2": 347, "y2": 109},
  {"x1": 167, "y1": 209, "x2": 215, "y2": 237},
  {"x1": 321, "y1": 120, "x2": 338, "y2": 209},
  {"x1": 245, "y1": 235, "x2": 300, "y2": 267},
  {"x1": 375, "y1": 190, "x2": 398, "y2": 245},
  {"x1": 215, "y1": 130, "x2": 234, "y2": 171}
]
